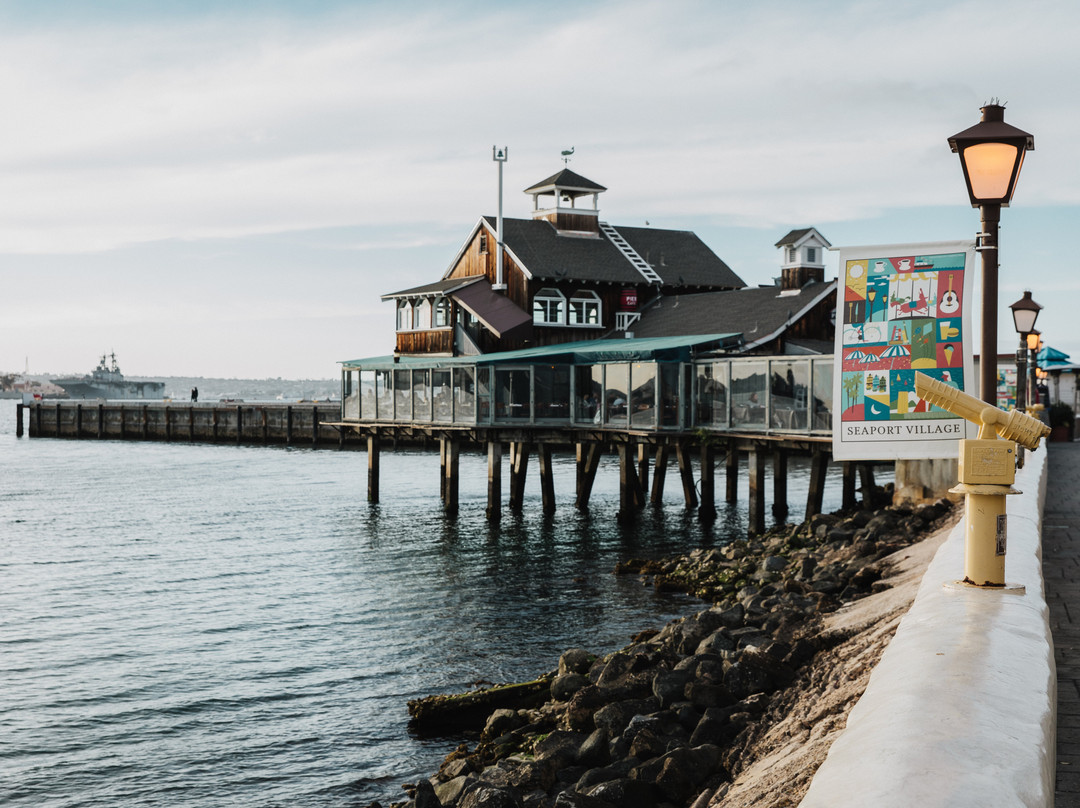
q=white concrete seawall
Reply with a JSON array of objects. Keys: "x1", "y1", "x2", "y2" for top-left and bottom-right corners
[{"x1": 801, "y1": 449, "x2": 1056, "y2": 807}]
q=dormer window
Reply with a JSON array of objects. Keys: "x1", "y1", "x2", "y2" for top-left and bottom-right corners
[
  {"x1": 569, "y1": 290, "x2": 601, "y2": 325},
  {"x1": 806, "y1": 247, "x2": 817, "y2": 263},
  {"x1": 397, "y1": 300, "x2": 413, "y2": 331},
  {"x1": 533, "y1": 288, "x2": 566, "y2": 325},
  {"x1": 786, "y1": 247, "x2": 797, "y2": 263}
]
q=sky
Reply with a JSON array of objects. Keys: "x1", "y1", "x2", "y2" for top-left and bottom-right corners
[{"x1": 2, "y1": 0, "x2": 1079, "y2": 380}]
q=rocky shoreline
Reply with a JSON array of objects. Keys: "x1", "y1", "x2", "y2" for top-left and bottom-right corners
[{"x1": 384, "y1": 496, "x2": 957, "y2": 808}]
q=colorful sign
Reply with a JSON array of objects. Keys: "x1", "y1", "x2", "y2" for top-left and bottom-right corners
[{"x1": 832, "y1": 241, "x2": 978, "y2": 460}]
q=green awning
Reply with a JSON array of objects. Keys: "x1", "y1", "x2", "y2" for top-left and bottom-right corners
[{"x1": 341, "y1": 333, "x2": 741, "y2": 370}]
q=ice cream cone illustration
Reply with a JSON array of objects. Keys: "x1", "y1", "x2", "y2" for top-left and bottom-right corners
[{"x1": 944, "y1": 345, "x2": 954, "y2": 365}]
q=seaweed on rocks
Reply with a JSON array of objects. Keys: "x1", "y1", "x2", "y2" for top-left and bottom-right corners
[{"x1": 383, "y1": 498, "x2": 955, "y2": 808}]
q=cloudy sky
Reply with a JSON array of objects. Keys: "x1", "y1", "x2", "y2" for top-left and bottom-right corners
[{"x1": 1, "y1": 0, "x2": 1078, "y2": 379}]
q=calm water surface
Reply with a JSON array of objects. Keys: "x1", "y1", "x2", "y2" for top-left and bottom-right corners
[{"x1": 0, "y1": 404, "x2": 850, "y2": 806}]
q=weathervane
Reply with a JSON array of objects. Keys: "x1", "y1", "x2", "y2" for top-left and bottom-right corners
[{"x1": 561, "y1": 147, "x2": 574, "y2": 164}]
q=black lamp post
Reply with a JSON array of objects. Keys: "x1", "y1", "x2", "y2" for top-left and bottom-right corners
[
  {"x1": 948, "y1": 103, "x2": 1034, "y2": 405},
  {"x1": 1008, "y1": 290, "x2": 1042, "y2": 413}
]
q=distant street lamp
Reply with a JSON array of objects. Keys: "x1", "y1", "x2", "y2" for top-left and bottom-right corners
[
  {"x1": 1027, "y1": 328, "x2": 1042, "y2": 408},
  {"x1": 948, "y1": 103, "x2": 1034, "y2": 404},
  {"x1": 1009, "y1": 291, "x2": 1042, "y2": 413}
]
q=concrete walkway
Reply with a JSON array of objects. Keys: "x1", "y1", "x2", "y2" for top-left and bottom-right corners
[{"x1": 1043, "y1": 441, "x2": 1080, "y2": 805}]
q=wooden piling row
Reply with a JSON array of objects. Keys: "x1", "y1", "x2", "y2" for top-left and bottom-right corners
[{"x1": 19, "y1": 401, "x2": 861, "y2": 537}]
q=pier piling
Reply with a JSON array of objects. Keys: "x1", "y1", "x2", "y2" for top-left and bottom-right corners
[
  {"x1": 748, "y1": 448, "x2": 766, "y2": 535},
  {"x1": 487, "y1": 441, "x2": 502, "y2": 520},
  {"x1": 367, "y1": 435, "x2": 380, "y2": 503}
]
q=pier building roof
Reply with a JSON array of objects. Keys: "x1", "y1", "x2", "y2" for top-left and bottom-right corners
[
  {"x1": 341, "y1": 332, "x2": 742, "y2": 370},
  {"x1": 629, "y1": 280, "x2": 837, "y2": 353},
  {"x1": 471, "y1": 216, "x2": 744, "y2": 288}
]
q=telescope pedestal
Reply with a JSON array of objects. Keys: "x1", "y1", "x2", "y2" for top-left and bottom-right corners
[{"x1": 949, "y1": 481, "x2": 1023, "y2": 590}]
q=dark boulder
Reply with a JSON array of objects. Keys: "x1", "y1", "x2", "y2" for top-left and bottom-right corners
[
  {"x1": 552, "y1": 673, "x2": 590, "y2": 702},
  {"x1": 533, "y1": 731, "x2": 587, "y2": 768},
  {"x1": 576, "y1": 727, "x2": 610, "y2": 766},
  {"x1": 586, "y1": 778, "x2": 659, "y2": 808},
  {"x1": 651, "y1": 669, "x2": 692, "y2": 708},
  {"x1": 592, "y1": 697, "x2": 659, "y2": 736},
  {"x1": 459, "y1": 785, "x2": 524, "y2": 808}
]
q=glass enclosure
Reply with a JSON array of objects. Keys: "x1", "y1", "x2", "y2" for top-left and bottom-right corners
[
  {"x1": 432, "y1": 369, "x2": 452, "y2": 422},
  {"x1": 375, "y1": 370, "x2": 392, "y2": 421},
  {"x1": 811, "y1": 359, "x2": 833, "y2": 431},
  {"x1": 659, "y1": 364, "x2": 681, "y2": 429},
  {"x1": 695, "y1": 363, "x2": 728, "y2": 427},
  {"x1": 412, "y1": 369, "x2": 431, "y2": 422},
  {"x1": 495, "y1": 368, "x2": 531, "y2": 421},
  {"x1": 360, "y1": 370, "x2": 375, "y2": 420},
  {"x1": 603, "y1": 364, "x2": 629, "y2": 427},
  {"x1": 535, "y1": 365, "x2": 571, "y2": 421},
  {"x1": 453, "y1": 367, "x2": 476, "y2": 423},
  {"x1": 575, "y1": 365, "x2": 603, "y2": 423},
  {"x1": 770, "y1": 360, "x2": 808, "y2": 430},
  {"x1": 477, "y1": 368, "x2": 491, "y2": 422},
  {"x1": 343, "y1": 370, "x2": 359, "y2": 420},
  {"x1": 394, "y1": 369, "x2": 411, "y2": 421},
  {"x1": 629, "y1": 363, "x2": 656, "y2": 429},
  {"x1": 341, "y1": 355, "x2": 834, "y2": 434},
  {"x1": 731, "y1": 361, "x2": 767, "y2": 430}
]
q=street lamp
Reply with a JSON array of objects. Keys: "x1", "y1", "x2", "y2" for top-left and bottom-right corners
[
  {"x1": 1009, "y1": 291, "x2": 1042, "y2": 413},
  {"x1": 1027, "y1": 328, "x2": 1042, "y2": 408},
  {"x1": 948, "y1": 103, "x2": 1034, "y2": 404}
]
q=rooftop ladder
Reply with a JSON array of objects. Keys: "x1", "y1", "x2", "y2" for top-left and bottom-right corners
[{"x1": 599, "y1": 221, "x2": 663, "y2": 285}]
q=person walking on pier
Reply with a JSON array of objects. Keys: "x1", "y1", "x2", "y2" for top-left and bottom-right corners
[{"x1": 191, "y1": 386, "x2": 198, "y2": 403}]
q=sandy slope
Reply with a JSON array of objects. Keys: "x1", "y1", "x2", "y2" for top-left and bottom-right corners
[{"x1": 707, "y1": 521, "x2": 952, "y2": 808}]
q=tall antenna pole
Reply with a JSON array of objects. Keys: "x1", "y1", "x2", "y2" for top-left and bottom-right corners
[{"x1": 492, "y1": 146, "x2": 508, "y2": 291}]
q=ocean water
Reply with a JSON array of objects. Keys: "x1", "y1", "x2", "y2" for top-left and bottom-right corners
[{"x1": 0, "y1": 404, "x2": 850, "y2": 807}]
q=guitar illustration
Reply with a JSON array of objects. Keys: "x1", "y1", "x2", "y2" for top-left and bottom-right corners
[{"x1": 939, "y1": 273, "x2": 960, "y2": 314}]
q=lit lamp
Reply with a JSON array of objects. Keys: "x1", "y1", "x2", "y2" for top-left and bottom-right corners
[
  {"x1": 1027, "y1": 328, "x2": 1042, "y2": 409},
  {"x1": 1008, "y1": 291, "x2": 1042, "y2": 413},
  {"x1": 948, "y1": 103, "x2": 1034, "y2": 404}
]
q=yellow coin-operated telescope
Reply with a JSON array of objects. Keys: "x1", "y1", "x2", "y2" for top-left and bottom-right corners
[{"x1": 914, "y1": 372, "x2": 1050, "y2": 587}]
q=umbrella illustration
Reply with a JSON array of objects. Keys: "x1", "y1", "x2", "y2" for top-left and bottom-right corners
[
  {"x1": 860, "y1": 352, "x2": 878, "y2": 364},
  {"x1": 845, "y1": 349, "x2": 867, "y2": 362},
  {"x1": 881, "y1": 344, "x2": 910, "y2": 358}
]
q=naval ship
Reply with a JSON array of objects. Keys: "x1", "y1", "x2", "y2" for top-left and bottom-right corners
[{"x1": 52, "y1": 353, "x2": 165, "y2": 400}]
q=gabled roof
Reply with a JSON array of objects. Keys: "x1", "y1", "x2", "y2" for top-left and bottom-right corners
[
  {"x1": 774, "y1": 227, "x2": 832, "y2": 249},
  {"x1": 629, "y1": 281, "x2": 837, "y2": 349},
  {"x1": 523, "y1": 169, "x2": 607, "y2": 195},
  {"x1": 476, "y1": 217, "x2": 744, "y2": 289},
  {"x1": 381, "y1": 276, "x2": 484, "y2": 300}
]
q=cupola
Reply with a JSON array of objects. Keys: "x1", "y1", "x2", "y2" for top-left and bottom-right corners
[
  {"x1": 774, "y1": 227, "x2": 831, "y2": 290},
  {"x1": 524, "y1": 169, "x2": 606, "y2": 237}
]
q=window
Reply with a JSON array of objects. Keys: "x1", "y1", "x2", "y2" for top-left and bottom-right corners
[
  {"x1": 480, "y1": 232, "x2": 489, "y2": 254},
  {"x1": 806, "y1": 247, "x2": 817, "y2": 263},
  {"x1": 397, "y1": 300, "x2": 413, "y2": 331},
  {"x1": 786, "y1": 247, "x2": 797, "y2": 264},
  {"x1": 569, "y1": 290, "x2": 601, "y2": 325},
  {"x1": 414, "y1": 298, "x2": 431, "y2": 330},
  {"x1": 434, "y1": 297, "x2": 450, "y2": 328},
  {"x1": 533, "y1": 288, "x2": 566, "y2": 325}
]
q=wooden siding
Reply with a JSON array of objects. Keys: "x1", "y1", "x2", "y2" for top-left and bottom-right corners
[
  {"x1": 396, "y1": 329, "x2": 454, "y2": 355},
  {"x1": 533, "y1": 210, "x2": 600, "y2": 235}
]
